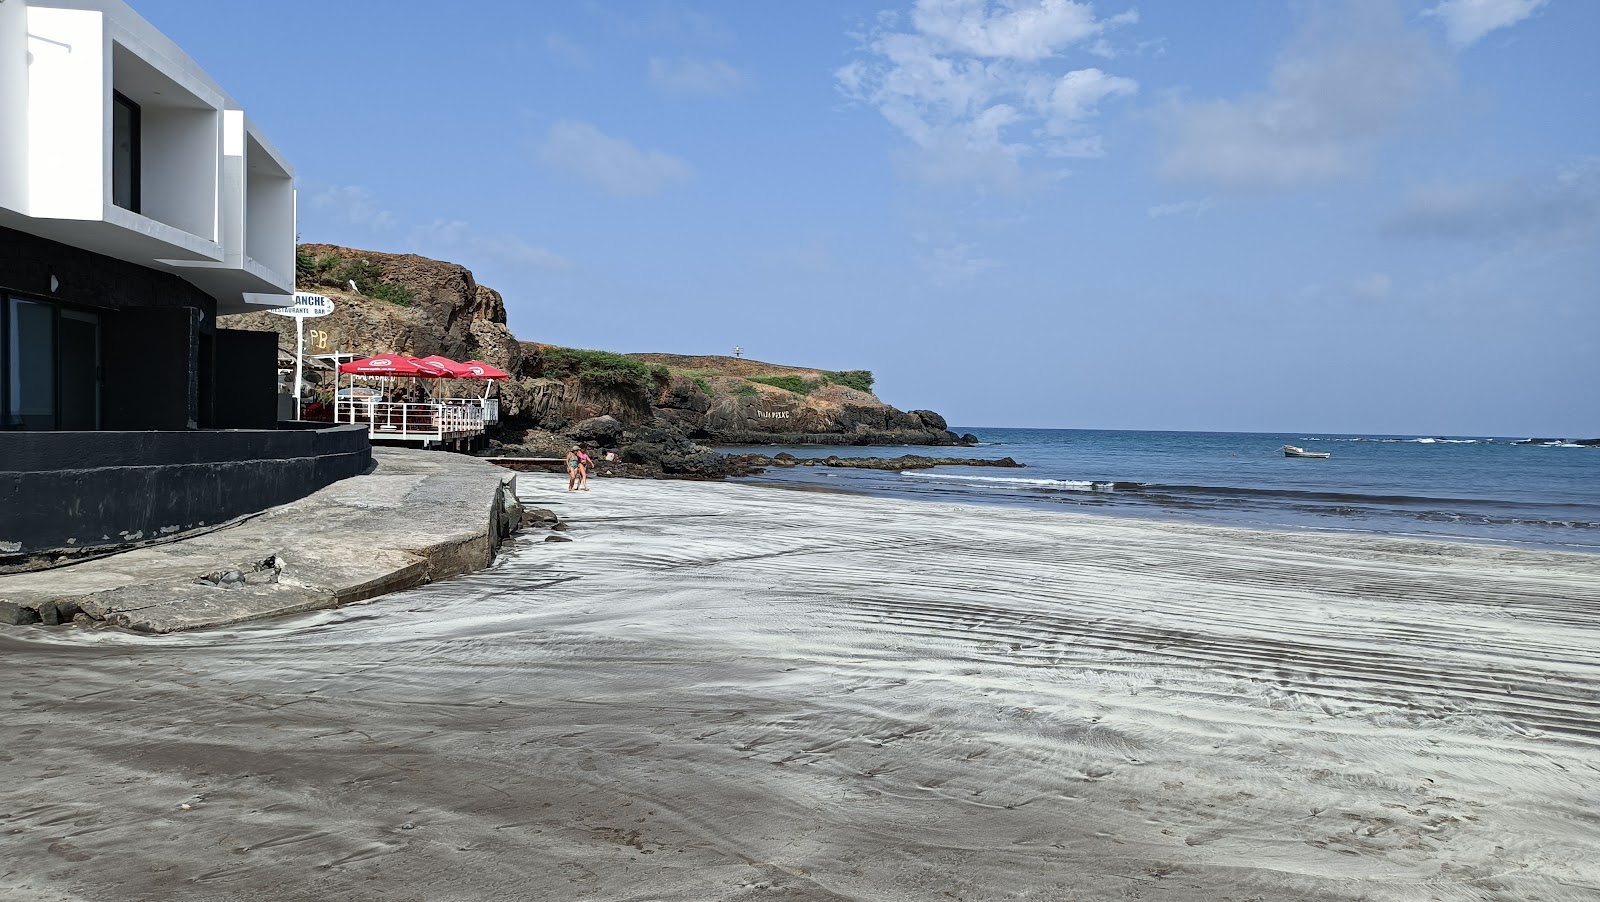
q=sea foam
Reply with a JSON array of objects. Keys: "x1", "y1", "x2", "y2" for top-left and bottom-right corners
[{"x1": 901, "y1": 471, "x2": 1115, "y2": 491}]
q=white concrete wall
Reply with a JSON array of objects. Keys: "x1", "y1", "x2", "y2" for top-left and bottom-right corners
[
  {"x1": 0, "y1": 0, "x2": 30, "y2": 213},
  {"x1": 24, "y1": 6, "x2": 105, "y2": 221},
  {"x1": 218, "y1": 108, "x2": 245, "y2": 266},
  {"x1": 141, "y1": 105, "x2": 219, "y2": 240},
  {"x1": 245, "y1": 133, "x2": 293, "y2": 281},
  {"x1": 7, "y1": 0, "x2": 296, "y2": 307}
]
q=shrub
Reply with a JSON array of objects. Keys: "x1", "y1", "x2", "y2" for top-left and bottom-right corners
[
  {"x1": 734, "y1": 384, "x2": 759, "y2": 397},
  {"x1": 366, "y1": 281, "x2": 415, "y2": 307},
  {"x1": 295, "y1": 247, "x2": 414, "y2": 306},
  {"x1": 540, "y1": 347, "x2": 658, "y2": 391},
  {"x1": 823, "y1": 370, "x2": 875, "y2": 393},
  {"x1": 690, "y1": 376, "x2": 712, "y2": 395},
  {"x1": 749, "y1": 375, "x2": 813, "y2": 395},
  {"x1": 336, "y1": 258, "x2": 384, "y2": 290}
]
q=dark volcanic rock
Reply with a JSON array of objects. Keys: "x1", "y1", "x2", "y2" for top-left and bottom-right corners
[
  {"x1": 522, "y1": 508, "x2": 559, "y2": 526},
  {"x1": 805, "y1": 455, "x2": 1020, "y2": 471},
  {"x1": 1, "y1": 601, "x2": 40, "y2": 626},
  {"x1": 571, "y1": 415, "x2": 624, "y2": 445},
  {"x1": 619, "y1": 427, "x2": 729, "y2": 478},
  {"x1": 656, "y1": 376, "x2": 711, "y2": 414}
]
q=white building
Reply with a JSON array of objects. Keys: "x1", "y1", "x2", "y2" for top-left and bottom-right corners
[{"x1": 0, "y1": 0, "x2": 295, "y2": 431}]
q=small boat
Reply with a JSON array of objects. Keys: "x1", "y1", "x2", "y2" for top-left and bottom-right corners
[{"x1": 1282, "y1": 445, "x2": 1330, "y2": 459}]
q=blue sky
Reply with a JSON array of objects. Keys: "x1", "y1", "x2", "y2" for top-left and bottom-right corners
[{"x1": 136, "y1": 0, "x2": 1597, "y2": 436}]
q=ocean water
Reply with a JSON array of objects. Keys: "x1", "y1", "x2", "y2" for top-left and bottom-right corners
[{"x1": 724, "y1": 428, "x2": 1600, "y2": 553}]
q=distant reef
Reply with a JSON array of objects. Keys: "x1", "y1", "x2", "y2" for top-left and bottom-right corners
[{"x1": 219, "y1": 244, "x2": 974, "y2": 477}]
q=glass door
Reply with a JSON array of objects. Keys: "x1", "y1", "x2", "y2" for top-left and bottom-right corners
[
  {"x1": 59, "y1": 309, "x2": 100, "y2": 430},
  {"x1": 7, "y1": 298, "x2": 56, "y2": 430}
]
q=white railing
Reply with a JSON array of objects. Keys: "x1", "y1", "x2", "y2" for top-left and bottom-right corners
[
  {"x1": 333, "y1": 400, "x2": 485, "y2": 442},
  {"x1": 437, "y1": 401, "x2": 485, "y2": 433},
  {"x1": 436, "y1": 397, "x2": 496, "y2": 425}
]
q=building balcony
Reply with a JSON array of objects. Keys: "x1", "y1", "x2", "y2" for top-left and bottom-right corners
[{"x1": 0, "y1": 0, "x2": 296, "y2": 313}]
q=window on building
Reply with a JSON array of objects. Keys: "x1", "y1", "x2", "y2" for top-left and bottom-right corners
[
  {"x1": 2, "y1": 296, "x2": 102, "y2": 431},
  {"x1": 112, "y1": 91, "x2": 141, "y2": 213},
  {"x1": 6, "y1": 298, "x2": 56, "y2": 430}
]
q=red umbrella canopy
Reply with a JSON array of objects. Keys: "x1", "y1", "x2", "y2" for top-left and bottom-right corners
[
  {"x1": 416, "y1": 355, "x2": 477, "y2": 378},
  {"x1": 460, "y1": 360, "x2": 511, "y2": 380},
  {"x1": 339, "y1": 356, "x2": 448, "y2": 377}
]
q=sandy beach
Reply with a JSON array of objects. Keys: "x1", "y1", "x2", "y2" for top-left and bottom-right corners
[{"x1": 2, "y1": 475, "x2": 1597, "y2": 901}]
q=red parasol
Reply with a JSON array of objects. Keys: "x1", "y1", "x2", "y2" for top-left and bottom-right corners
[
  {"x1": 416, "y1": 355, "x2": 478, "y2": 378},
  {"x1": 339, "y1": 356, "x2": 458, "y2": 378},
  {"x1": 339, "y1": 355, "x2": 440, "y2": 377},
  {"x1": 459, "y1": 360, "x2": 511, "y2": 380}
]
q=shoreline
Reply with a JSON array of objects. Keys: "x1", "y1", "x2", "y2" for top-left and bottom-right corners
[
  {"x1": 3, "y1": 473, "x2": 1595, "y2": 900},
  {"x1": 733, "y1": 468, "x2": 1600, "y2": 557}
]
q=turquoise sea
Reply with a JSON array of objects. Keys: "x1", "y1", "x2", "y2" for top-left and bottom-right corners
[{"x1": 725, "y1": 428, "x2": 1600, "y2": 553}]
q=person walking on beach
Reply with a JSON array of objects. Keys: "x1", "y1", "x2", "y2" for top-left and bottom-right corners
[
  {"x1": 576, "y1": 446, "x2": 593, "y2": 491},
  {"x1": 566, "y1": 447, "x2": 583, "y2": 493}
]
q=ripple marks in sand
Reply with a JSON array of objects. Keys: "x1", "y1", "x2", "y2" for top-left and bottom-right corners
[{"x1": 839, "y1": 592, "x2": 1600, "y2": 745}]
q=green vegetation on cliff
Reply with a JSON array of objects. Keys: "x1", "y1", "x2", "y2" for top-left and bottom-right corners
[
  {"x1": 748, "y1": 375, "x2": 812, "y2": 395},
  {"x1": 296, "y1": 247, "x2": 416, "y2": 307},
  {"x1": 538, "y1": 347, "x2": 667, "y2": 392},
  {"x1": 744, "y1": 371, "x2": 874, "y2": 396},
  {"x1": 823, "y1": 370, "x2": 875, "y2": 393}
]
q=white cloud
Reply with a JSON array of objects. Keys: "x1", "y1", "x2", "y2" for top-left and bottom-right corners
[
  {"x1": 839, "y1": 0, "x2": 1139, "y2": 191},
  {"x1": 1159, "y1": 2, "x2": 1449, "y2": 192},
  {"x1": 648, "y1": 57, "x2": 750, "y2": 96},
  {"x1": 538, "y1": 120, "x2": 693, "y2": 197},
  {"x1": 309, "y1": 185, "x2": 396, "y2": 229},
  {"x1": 1353, "y1": 273, "x2": 1392, "y2": 300},
  {"x1": 1424, "y1": 0, "x2": 1548, "y2": 48},
  {"x1": 1382, "y1": 157, "x2": 1600, "y2": 246},
  {"x1": 910, "y1": 0, "x2": 1134, "y2": 61},
  {"x1": 1044, "y1": 67, "x2": 1137, "y2": 133},
  {"x1": 415, "y1": 220, "x2": 573, "y2": 271},
  {"x1": 1147, "y1": 197, "x2": 1214, "y2": 219}
]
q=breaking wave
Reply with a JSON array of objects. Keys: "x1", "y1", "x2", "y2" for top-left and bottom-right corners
[
  {"x1": 893, "y1": 472, "x2": 1599, "y2": 532},
  {"x1": 900, "y1": 471, "x2": 1120, "y2": 492}
]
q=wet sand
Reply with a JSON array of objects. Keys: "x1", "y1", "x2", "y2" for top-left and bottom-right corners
[{"x1": 3, "y1": 476, "x2": 1598, "y2": 901}]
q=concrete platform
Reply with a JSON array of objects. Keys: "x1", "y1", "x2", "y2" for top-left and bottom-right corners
[{"x1": 0, "y1": 448, "x2": 522, "y2": 632}]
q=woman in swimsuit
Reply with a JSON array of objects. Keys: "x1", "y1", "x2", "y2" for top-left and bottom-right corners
[
  {"x1": 566, "y1": 447, "x2": 582, "y2": 492},
  {"x1": 576, "y1": 447, "x2": 592, "y2": 491}
]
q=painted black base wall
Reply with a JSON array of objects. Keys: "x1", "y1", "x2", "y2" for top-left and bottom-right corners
[{"x1": 0, "y1": 425, "x2": 371, "y2": 563}]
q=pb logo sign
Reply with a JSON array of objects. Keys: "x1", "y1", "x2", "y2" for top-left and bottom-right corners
[{"x1": 309, "y1": 329, "x2": 339, "y2": 354}]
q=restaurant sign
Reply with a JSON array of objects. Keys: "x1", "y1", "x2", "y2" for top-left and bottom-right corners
[{"x1": 268, "y1": 293, "x2": 335, "y2": 318}]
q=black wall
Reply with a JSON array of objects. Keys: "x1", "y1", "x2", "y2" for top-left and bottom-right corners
[
  {"x1": 0, "y1": 425, "x2": 371, "y2": 561},
  {"x1": 0, "y1": 226, "x2": 217, "y2": 315},
  {"x1": 2, "y1": 225, "x2": 283, "y2": 432},
  {"x1": 212, "y1": 329, "x2": 278, "y2": 429},
  {"x1": 102, "y1": 306, "x2": 200, "y2": 430}
]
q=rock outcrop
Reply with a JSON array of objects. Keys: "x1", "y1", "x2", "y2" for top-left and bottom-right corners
[{"x1": 222, "y1": 245, "x2": 972, "y2": 475}]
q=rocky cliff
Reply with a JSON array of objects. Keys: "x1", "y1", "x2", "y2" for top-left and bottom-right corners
[{"x1": 221, "y1": 245, "x2": 970, "y2": 473}]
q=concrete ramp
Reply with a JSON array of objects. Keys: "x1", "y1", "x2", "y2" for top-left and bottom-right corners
[{"x1": 0, "y1": 449, "x2": 522, "y2": 632}]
